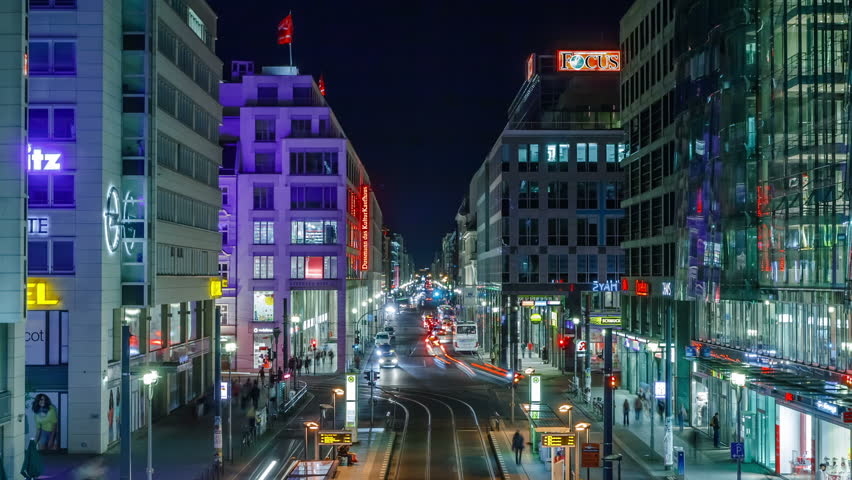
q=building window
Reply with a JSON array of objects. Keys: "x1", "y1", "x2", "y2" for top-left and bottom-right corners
[
  {"x1": 546, "y1": 144, "x2": 570, "y2": 172},
  {"x1": 577, "y1": 143, "x2": 598, "y2": 172},
  {"x1": 577, "y1": 182, "x2": 599, "y2": 209},
  {"x1": 255, "y1": 117, "x2": 276, "y2": 142},
  {"x1": 218, "y1": 304, "x2": 232, "y2": 325},
  {"x1": 606, "y1": 144, "x2": 623, "y2": 172},
  {"x1": 518, "y1": 144, "x2": 539, "y2": 172},
  {"x1": 290, "y1": 151, "x2": 338, "y2": 175},
  {"x1": 291, "y1": 186, "x2": 337, "y2": 209},
  {"x1": 253, "y1": 291, "x2": 274, "y2": 322},
  {"x1": 28, "y1": 107, "x2": 75, "y2": 140},
  {"x1": 186, "y1": 7, "x2": 207, "y2": 41},
  {"x1": 605, "y1": 182, "x2": 623, "y2": 209},
  {"x1": 518, "y1": 255, "x2": 539, "y2": 283},
  {"x1": 577, "y1": 218, "x2": 598, "y2": 246},
  {"x1": 547, "y1": 182, "x2": 569, "y2": 209},
  {"x1": 253, "y1": 255, "x2": 274, "y2": 279},
  {"x1": 291, "y1": 117, "x2": 312, "y2": 137},
  {"x1": 25, "y1": 311, "x2": 70, "y2": 366},
  {"x1": 577, "y1": 254, "x2": 598, "y2": 283},
  {"x1": 29, "y1": 40, "x2": 76, "y2": 75},
  {"x1": 28, "y1": 174, "x2": 74, "y2": 207},
  {"x1": 253, "y1": 185, "x2": 274, "y2": 210},
  {"x1": 518, "y1": 218, "x2": 539, "y2": 246},
  {"x1": 518, "y1": 181, "x2": 539, "y2": 208},
  {"x1": 548, "y1": 255, "x2": 570, "y2": 283},
  {"x1": 605, "y1": 217, "x2": 625, "y2": 246},
  {"x1": 28, "y1": 239, "x2": 74, "y2": 274},
  {"x1": 29, "y1": 0, "x2": 77, "y2": 8},
  {"x1": 219, "y1": 223, "x2": 228, "y2": 245},
  {"x1": 255, "y1": 152, "x2": 276, "y2": 173},
  {"x1": 501, "y1": 144, "x2": 511, "y2": 172},
  {"x1": 547, "y1": 218, "x2": 570, "y2": 246},
  {"x1": 290, "y1": 220, "x2": 337, "y2": 244},
  {"x1": 218, "y1": 261, "x2": 229, "y2": 283},
  {"x1": 257, "y1": 85, "x2": 278, "y2": 106},
  {"x1": 290, "y1": 256, "x2": 338, "y2": 279},
  {"x1": 221, "y1": 187, "x2": 228, "y2": 206},
  {"x1": 606, "y1": 254, "x2": 626, "y2": 281},
  {"x1": 253, "y1": 221, "x2": 275, "y2": 244}
]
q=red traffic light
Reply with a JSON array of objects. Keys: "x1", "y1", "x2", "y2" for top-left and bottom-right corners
[
  {"x1": 311, "y1": 338, "x2": 317, "y2": 350},
  {"x1": 609, "y1": 375, "x2": 617, "y2": 389},
  {"x1": 558, "y1": 337, "x2": 567, "y2": 350}
]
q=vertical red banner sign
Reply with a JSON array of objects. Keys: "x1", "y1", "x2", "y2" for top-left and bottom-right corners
[{"x1": 360, "y1": 185, "x2": 370, "y2": 271}]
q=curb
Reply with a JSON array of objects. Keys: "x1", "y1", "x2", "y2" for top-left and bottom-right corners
[
  {"x1": 377, "y1": 431, "x2": 396, "y2": 480},
  {"x1": 488, "y1": 431, "x2": 515, "y2": 480}
]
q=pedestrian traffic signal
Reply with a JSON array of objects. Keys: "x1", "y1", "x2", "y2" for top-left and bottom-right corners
[
  {"x1": 609, "y1": 375, "x2": 617, "y2": 389},
  {"x1": 558, "y1": 336, "x2": 568, "y2": 350},
  {"x1": 311, "y1": 338, "x2": 317, "y2": 350}
]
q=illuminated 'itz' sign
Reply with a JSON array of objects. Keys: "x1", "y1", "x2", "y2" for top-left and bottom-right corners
[{"x1": 556, "y1": 51, "x2": 621, "y2": 72}]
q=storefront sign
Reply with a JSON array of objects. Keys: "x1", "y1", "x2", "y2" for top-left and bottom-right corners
[
  {"x1": 521, "y1": 300, "x2": 535, "y2": 307},
  {"x1": 220, "y1": 381, "x2": 229, "y2": 400},
  {"x1": 28, "y1": 144, "x2": 62, "y2": 171},
  {"x1": 253, "y1": 327, "x2": 274, "y2": 333},
  {"x1": 210, "y1": 278, "x2": 223, "y2": 298},
  {"x1": 816, "y1": 400, "x2": 839, "y2": 416},
  {"x1": 685, "y1": 346, "x2": 697, "y2": 358},
  {"x1": 654, "y1": 381, "x2": 665, "y2": 399},
  {"x1": 359, "y1": 185, "x2": 370, "y2": 271},
  {"x1": 621, "y1": 278, "x2": 629, "y2": 291},
  {"x1": 26, "y1": 280, "x2": 60, "y2": 308},
  {"x1": 662, "y1": 282, "x2": 673, "y2": 296},
  {"x1": 542, "y1": 433, "x2": 576, "y2": 448},
  {"x1": 843, "y1": 411, "x2": 852, "y2": 423},
  {"x1": 556, "y1": 50, "x2": 620, "y2": 72},
  {"x1": 577, "y1": 341, "x2": 587, "y2": 352},
  {"x1": 635, "y1": 280, "x2": 650, "y2": 296},
  {"x1": 592, "y1": 280, "x2": 620, "y2": 292},
  {"x1": 581, "y1": 443, "x2": 601, "y2": 468},
  {"x1": 590, "y1": 316, "x2": 621, "y2": 327},
  {"x1": 546, "y1": 300, "x2": 561, "y2": 306},
  {"x1": 318, "y1": 431, "x2": 352, "y2": 445},
  {"x1": 27, "y1": 217, "x2": 49, "y2": 236},
  {"x1": 530, "y1": 313, "x2": 542, "y2": 324}
]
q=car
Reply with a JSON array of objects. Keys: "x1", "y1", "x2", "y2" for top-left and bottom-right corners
[
  {"x1": 384, "y1": 326, "x2": 395, "y2": 336},
  {"x1": 378, "y1": 350, "x2": 399, "y2": 368},
  {"x1": 436, "y1": 330, "x2": 451, "y2": 344},
  {"x1": 375, "y1": 332, "x2": 391, "y2": 346},
  {"x1": 376, "y1": 344, "x2": 394, "y2": 355}
]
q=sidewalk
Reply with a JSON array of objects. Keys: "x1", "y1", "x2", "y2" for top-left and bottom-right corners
[
  {"x1": 335, "y1": 427, "x2": 393, "y2": 480},
  {"x1": 493, "y1": 351, "x2": 775, "y2": 479}
]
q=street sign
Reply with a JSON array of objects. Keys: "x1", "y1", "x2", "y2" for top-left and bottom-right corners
[
  {"x1": 530, "y1": 375, "x2": 542, "y2": 403},
  {"x1": 581, "y1": 443, "x2": 601, "y2": 468},
  {"x1": 577, "y1": 341, "x2": 587, "y2": 352},
  {"x1": 318, "y1": 431, "x2": 353, "y2": 445},
  {"x1": 220, "y1": 381, "x2": 229, "y2": 400},
  {"x1": 730, "y1": 442, "x2": 744, "y2": 460},
  {"x1": 844, "y1": 411, "x2": 852, "y2": 423},
  {"x1": 541, "y1": 433, "x2": 576, "y2": 448},
  {"x1": 654, "y1": 381, "x2": 665, "y2": 399},
  {"x1": 589, "y1": 316, "x2": 621, "y2": 328}
]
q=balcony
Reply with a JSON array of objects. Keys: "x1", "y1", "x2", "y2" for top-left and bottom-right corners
[{"x1": 288, "y1": 129, "x2": 344, "y2": 139}]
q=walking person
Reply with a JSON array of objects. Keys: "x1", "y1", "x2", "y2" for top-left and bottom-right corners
[
  {"x1": 622, "y1": 398, "x2": 630, "y2": 426},
  {"x1": 250, "y1": 380, "x2": 260, "y2": 409},
  {"x1": 259, "y1": 365, "x2": 266, "y2": 386},
  {"x1": 328, "y1": 350, "x2": 334, "y2": 366},
  {"x1": 511, "y1": 430, "x2": 525, "y2": 465},
  {"x1": 304, "y1": 355, "x2": 312, "y2": 375},
  {"x1": 634, "y1": 395, "x2": 643, "y2": 423},
  {"x1": 296, "y1": 357, "x2": 303, "y2": 375},
  {"x1": 710, "y1": 412, "x2": 721, "y2": 447},
  {"x1": 679, "y1": 404, "x2": 687, "y2": 432}
]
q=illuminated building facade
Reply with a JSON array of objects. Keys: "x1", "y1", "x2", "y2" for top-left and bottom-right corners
[
  {"x1": 217, "y1": 63, "x2": 385, "y2": 373},
  {"x1": 463, "y1": 52, "x2": 626, "y2": 370},
  {"x1": 24, "y1": 0, "x2": 222, "y2": 454}
]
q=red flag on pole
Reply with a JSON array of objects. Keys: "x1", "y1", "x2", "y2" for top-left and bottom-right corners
[
  {"x1": 318, "y1": 75, "x2": 326, "y2": 96},
  {"x1": 277, "y1": 14, "x2": 293, "y2": 45}
]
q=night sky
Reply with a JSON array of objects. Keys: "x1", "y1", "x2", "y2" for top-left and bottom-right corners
[{"x1": 208, "y1": 0, "x2": 632, "y2": 265}]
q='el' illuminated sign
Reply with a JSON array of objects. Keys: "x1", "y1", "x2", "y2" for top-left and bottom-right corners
[
  {"x1": 26, "y1": 280, "x2": 60, "y2": 308},
  {"x1": 359, "y1": 185, "x2": 370, "y2": 271},
  {"x1": 635, "y1": 280, "x2": 650, "y2": 296},
  {"x1": 210, "y1": 278, "x2": 223, "y2": 298},
  {"x1": 556, "y1": 51, "x2": 621, "y2": 72},
  {"x1": 28, "y1": 144, "x2": 62, "y2": 171}
]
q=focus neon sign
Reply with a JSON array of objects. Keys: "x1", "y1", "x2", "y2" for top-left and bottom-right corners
[{"x1": 556, "y1": 50, "x2": 621, "y2": 72}]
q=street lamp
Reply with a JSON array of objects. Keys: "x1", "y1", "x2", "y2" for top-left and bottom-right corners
[
  {"x1": 303, "y1": 421, "x2": 319, "y2": 460},
  {"x1": 361, "y1": 301, "x2": 367, "y2": 307},
  {"x1": 224, "y1": 342, "x2": 237, "y2": 462},
  {"x1": 524, "y1": 367, "x2": 536, "y2": 375},
  {"x1": 575, "y1": 422, "x2": 592, "y2": 480},
  {"x1": 142, "y1": 370, "x2": 160, "y2": 480},
  {"x1": 332, "y1": 388, "x2": 344, "y2": 429},
  {"x1": 558, "y1": 404, "x2": 574, "y2": 430}
]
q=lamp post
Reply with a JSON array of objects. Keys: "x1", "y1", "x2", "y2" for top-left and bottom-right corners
[
  {"x1": 224, "y1": 342, "x2": 237, "y2": 462},
  {"x1": 731, "y1": 372, "x2": 746, "y2": 480},
  {"x1": 559, "y1": 404, "x2": 573, "y2": 480},
  {"x1": 142, "y1": 370, "x2": 160, "y2": 480},
  {"x1": 304, "y1": 421, "x2": 319, "y2": 459},
  {"x1": 291, "y1": 316, "x2": 301, "y2": 389},
  {"x1": 575, "y1": 422, "x2": 592, "y2": 480},
  {"x1": 332, "y1": 388, "x2": 344, "y2": 429}
]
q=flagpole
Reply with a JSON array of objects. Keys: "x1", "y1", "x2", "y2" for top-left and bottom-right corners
[
  {"x1": 288, "y1": 10, "x2": 293, "y2": 66},
  {"x1": 289, "y1": 44, "x2": 293, "y2": 66}
]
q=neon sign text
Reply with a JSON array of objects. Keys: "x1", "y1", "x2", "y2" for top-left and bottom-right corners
[
  {"x1": 592, "y1": 280, "x2": 620, "y2": 292},
  {"x1": 28, "y1": 145, "x2": 62, "y2": 171},
  {"x1": 360, "y1": 185, "x2": 370, "y2": 271},
  {"x1": 26, "y1": 280, "x2": 60, "y2": 308},
  {"x1": 556, "y1": 51, "x2": 621, "y2": 72}
]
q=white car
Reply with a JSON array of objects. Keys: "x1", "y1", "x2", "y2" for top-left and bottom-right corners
[{"x1": 375, "y1": 332, "x2": 391, "y2": 346}]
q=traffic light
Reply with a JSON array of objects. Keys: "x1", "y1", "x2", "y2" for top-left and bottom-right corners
[
  {"x1": 363, "y1": 370, "x2": 380, "y2": 386},
  {"x1": 609, "y1": 375, "x2": 617, "y2": 389},
  {"x1": 558, "y1": 336, "x2": 567, "y2": 350},
  {"x1": 311, "y1": 338, "x2": 317, "y2": 350},
  {"x1": 510, "y1": 372, "x2": 522, "y2": 389}
]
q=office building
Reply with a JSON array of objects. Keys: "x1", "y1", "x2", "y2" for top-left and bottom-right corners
[
  {"x1": 217, "y1": 63, "x2": 386, "y2": 373},
  {"x1": 25, "y1": 0, "x2": 222, "y2": 453}
]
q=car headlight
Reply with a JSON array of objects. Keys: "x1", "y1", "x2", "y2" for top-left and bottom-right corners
[{"x1": 391, "y1": 359, "x2": 397, "y2": 364}]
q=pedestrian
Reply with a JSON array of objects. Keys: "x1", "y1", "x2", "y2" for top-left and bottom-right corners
[
  {"x1": 622, "y1": 399, "x2": 630, "y2": 426},
  {"x1": 634, "y1": 395, "x2": 643, "y2": 423},
  {"x1": 296, "y1": 357, "x2": 303, "y2": 375},
  {"x1": 288, "y1": 356, "x2": 296, "y2": 373},
  {"x1": 541, "y1": 345, "x2": 548, "y2": 363},
  {"x1": 678, "y1": 405, "x2": 687, "y2": 432},
  {"x1": 328, "y1": 350, "x2": 334, "y2": 364},
  {"x1": 251, "y1": 380, "x2": 260, "y2": 409},
  {"x1": 354, "y1": 355, "x2": 361, "y2": 370},
  {"x1": 818, "y1": 463, "x2": 827, "y2": 480},
  {"x1": 657, "y1": 399, "x2": 665, "y2": 420},
  {"x1": 304, "y1": 355, "x2": 312, "y2": 374},
  {"x1": 277, "y1": 367, "x2": 284, "y2": 383},
  {"x1": 259, "y1": 365, "x2": 266, "y2": 386},
  {"x1": 246, "y1": 403, "x2": 257, "y2": 438},
  {"x1": 511, "y1": 430, "x2": 525, "y2": 465},
  {"x1": 710, "y1": 412, "x2": 721, "y2": 447}
]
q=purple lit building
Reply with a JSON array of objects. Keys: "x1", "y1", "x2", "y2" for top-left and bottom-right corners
[{"x1": 218, "y1": 63, "x2": 385, "y2": 374}]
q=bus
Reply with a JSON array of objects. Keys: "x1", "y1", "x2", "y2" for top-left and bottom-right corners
[{"x1": 453, "y1": 323, "x2": 478, "y2": 353}]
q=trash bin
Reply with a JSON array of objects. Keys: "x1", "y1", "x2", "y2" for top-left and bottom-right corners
[{"x1": 340, "y1": 456, "x2": 349, "y2": 466}]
